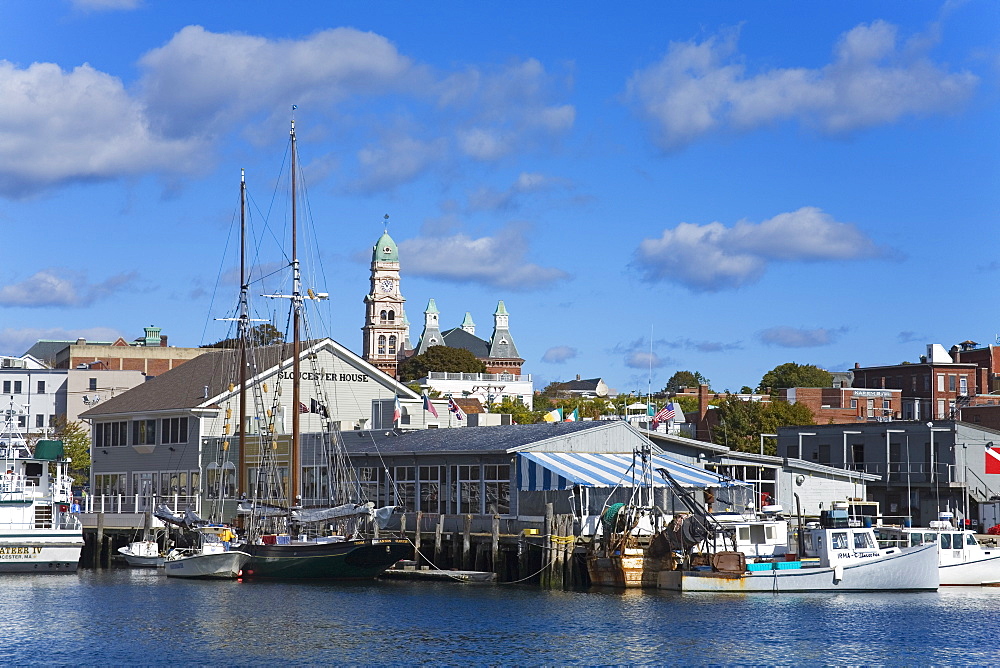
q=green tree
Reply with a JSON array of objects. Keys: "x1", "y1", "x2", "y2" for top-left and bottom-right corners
[
  {"x1": 489, "y1": 397, "x2": 540, "y2": 424},
  {"x1": 663, "y1": 370, "x2": 709, "y2": 393},
  {"x1": 397, "y1": 346, "x2": 486, "y2": 382},
  {"x1": 759, "y1": 362, "x2": 832, "y2": 391},
  {"x1": 712, "y1": 395, "x2": 815, "y2": 454},
  {"x1": 203, "y1": 323, "x2": 285, "y2": 349},
  {"x1": 52, "y1": 417, "x2": 91, "y2": 486}
]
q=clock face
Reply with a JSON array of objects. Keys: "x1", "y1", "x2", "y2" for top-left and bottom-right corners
[{"x1": 380, "y1": 279, "x2": 394, "y2": 293}]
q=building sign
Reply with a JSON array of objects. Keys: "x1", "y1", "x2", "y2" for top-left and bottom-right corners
[
  {"x1": 277, "y1": 371, "x2": 369, "y2": 383},
  {"x1": 852, "y1": 389, "x2": 892, "y2": 398}
]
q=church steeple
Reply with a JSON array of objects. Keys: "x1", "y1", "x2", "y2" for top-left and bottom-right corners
[{"x1": 460, "y1": 312, "x2": 476, "y2": 335}]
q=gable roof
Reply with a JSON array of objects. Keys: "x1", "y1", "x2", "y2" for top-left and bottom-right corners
[
  {"x1": 80, "y1": 337, "x2": 419, "y2": 418},
  {"x1": 559, "y1": 378, "x2": 604, "y2": 391}
]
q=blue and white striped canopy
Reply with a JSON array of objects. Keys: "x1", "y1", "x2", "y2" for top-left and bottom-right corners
[{"x1": 517, "y1": 451, "x2": 743, "y2": 491}]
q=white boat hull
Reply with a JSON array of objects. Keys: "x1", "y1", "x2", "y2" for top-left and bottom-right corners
[
  {"x1": 164, "y1": 550, "x2": 250, "y2": 579},
  {"x1": 118, "y1": 541, "x2": 164, "y2": 568},
  {"x1": 940, "y1": 552, "x2": 1000, "y2": 586},
  {"x1": 0, "y1": 532, "x2": 84, "y2": 573},
  {"x1": 659, "y1": 543, "x2": 939, "y2": 592}
]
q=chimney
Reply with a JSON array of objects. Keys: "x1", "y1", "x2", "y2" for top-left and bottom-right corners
[
  {"x1": 160, "y1": 335, "x2": 168, "y2": 347},
  {"x1": 854, "y1": 362, "x2": 860, "y2": 369},
  {"x1": 76, "y1": 338, "x2": 87, "y2": 345},
  {"x1": 576, "y1": 374, "x2": 581, "y2": 381}
]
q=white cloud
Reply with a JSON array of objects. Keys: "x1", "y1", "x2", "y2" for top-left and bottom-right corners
[
  {"x1": 0, "y1": 269, "x2": 136, "y2": 307},
  {"x1": 0, "y1": 326, "x2": 123, "y2": 357},
  {"x1": 0, "y1": 26, "x2": 574, "y2": 198},
  {"x1": 634, "y1": 206, "x2": 884, "y2": 291},
  {"x1": 758, "y1": 326, "x2": 848, "y2": 348},
  {"x1": 399, "y1": 224, "x2": 568, "y2": 290},
  {"x1": 542, "y1": 346, "x2": 577, "y2": 363},
  {"x1": 0, "y1": 61, "x2": 199, "y2": 197},
  {"x1": 625, "y1": 21, "x2": 978, "y2": 150},
  {"x1": 625, "y1": 350, "x2": 667, "y2": 370}
]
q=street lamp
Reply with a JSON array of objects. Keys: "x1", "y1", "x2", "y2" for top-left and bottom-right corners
[
  {"x1": 842, "y1": 430, "x2": 862, "y2": 469},
  {"x1": 760, "y1": 433, "x2": 777, "y2": 456},
  {"x1": 797, "y1": 432, "x2": 816, "y2": 460}
]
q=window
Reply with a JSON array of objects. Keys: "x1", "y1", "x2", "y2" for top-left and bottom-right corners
[
  {"x1": 388, "y1": 335, "x2": 397, "y2": 355},
  {"x1": 37, "y1": 380, "x2": 45, "y2": 394},
  {"x1": 302, "y1": 465, "x2": 329, "y2": 503},
  {"x1": 379, "y1": 309, "x2": 387, "y2": 322},
  {"x1": 94, "y1": 473, "x2": 126, "y2": 496},
  {"x1": 377, "y1": 335, "x2": 386, "y2": 355},
  {"x1": 17, "y1": 415, "x2": 25, "y2": 428},
  {"x1": 96, "y1": 421, "x2": 128, "y2": 447},
  {"x1": 89, "y1": 378, "x2": 97, "y2": 391},
  {"x1": 967, "y1": 534, "x2": 978, "y2": 547},
  {"x1": 937, "y1": 374, "x2": 945, "y2": 392},
  {"x1": 34, "y1": 414, "x2": 43, "y2": 428},
  {"x1": 419, "y1": 466, "x2": 441, "y2": 513},
  {"x1": 393, "y1": 467, "x2": 415, "y2": 510},
  {"x1": 959, "y1": 376, "x2": 968, "y2": 395},
  {"x1": 48, "y1": 415, "x2": 55, "y2": 427},
  {"x1": 883, "y1": 399, "x2": 891, "y2": 410},
  {"x1": 452, "y1": 465, "x2": 480, "y2": 514},
  {"x1": 948, "y1": 375, "x2": 956, "y2": 392},
  {"x1": 133, "y1": 420, "x2": 156, "y2": 445},
  {"x1": 832, "y1": 532, "x2": 849, "y2": 549},
  {"x1": 853, "y1": 532, "x2": 874, "y2": 549},
  {"x1": 387, "y1": 310, "x2": 395, "y2": 322},
  {"x1": 1, "y1": 381, "x2": 8, "y2": 393},
  {"x1": 13, "y1": 381, "x2": 21, "y2": 394},
  {"x1": 161, "y1": 417, "x2": 189, "y2": 444},
  {"x1": 850, "y1": 399, "x2": 857, "y2": 409},
  {"x1": 484, "y1": 464, "x2": 510, "y2": 514},
  {"x1": 356, "y1": 467, "x2": 384, "y2": 507},
  {"x1": 940, "y1": 534, "x2": 952, "y2": 550}
]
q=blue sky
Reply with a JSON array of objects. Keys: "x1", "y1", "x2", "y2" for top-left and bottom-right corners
[{"x1": 0, "y1": 0, "x2": 997, "y2": 395}]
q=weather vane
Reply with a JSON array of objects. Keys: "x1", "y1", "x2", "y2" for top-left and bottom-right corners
[{"x1": 383, "y1": 213, "x2": 390, "y2": 233}]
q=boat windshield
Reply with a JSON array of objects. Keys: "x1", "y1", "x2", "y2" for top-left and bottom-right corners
[{"x1": 853, "y1": 532, "x2": 875, "y2": 549}]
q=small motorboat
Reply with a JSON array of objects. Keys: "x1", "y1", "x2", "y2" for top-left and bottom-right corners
[
  {"x1": 118, "y1": 540, "x2": 164, "y2": 568},
  {"x1": 163, "y1": 526, "x2": 249, "y2": 579}
]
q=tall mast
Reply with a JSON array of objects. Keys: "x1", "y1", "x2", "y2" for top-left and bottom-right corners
[
  {"x1": 290, "y1": 119, "x2": 301, "y2": 506},
  {"x1": 238, "y1": 168, "x2": 248, "y2": 499}
]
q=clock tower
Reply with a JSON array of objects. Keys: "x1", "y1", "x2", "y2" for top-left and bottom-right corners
[{"x1": 362, "y1": 230, "x2": 408, "y2": 377}]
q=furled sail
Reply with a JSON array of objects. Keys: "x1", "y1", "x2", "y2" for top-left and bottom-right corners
[{"x1": 292, "y1": 502, "x2": 376, "y2": 524}]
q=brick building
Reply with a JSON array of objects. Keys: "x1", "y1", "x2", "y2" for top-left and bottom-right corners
[
  {"x1": 24, "y1": 326, "x2": 206, "y2": 376},
  {"x1": 778, "y1": 387, "x2": 902, "y2": 423}
]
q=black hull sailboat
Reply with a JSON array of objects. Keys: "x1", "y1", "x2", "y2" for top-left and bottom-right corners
[{"x1": 221, "y1": 116, "x2": 406, "y2": 580}]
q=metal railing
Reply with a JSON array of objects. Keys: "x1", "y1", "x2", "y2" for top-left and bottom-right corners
[
  {"x1": 426, "y1": 372, "x2": 531, "y2": 382},
  {"x1": 83, "y1": 494, "x2": 201, "y2": 514}
]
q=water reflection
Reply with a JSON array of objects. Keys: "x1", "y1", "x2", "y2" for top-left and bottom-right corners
[{"x1": 2, "y1": 571, "x2": 1000, "y2": 665}]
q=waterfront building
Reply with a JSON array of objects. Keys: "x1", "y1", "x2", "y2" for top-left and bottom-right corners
[
  {"x1": 24, "y1": 325, "x2": 207, "y2": 374},
  {"x1": 776, "y1": 421, "x2": 1000, "y2": 529}
]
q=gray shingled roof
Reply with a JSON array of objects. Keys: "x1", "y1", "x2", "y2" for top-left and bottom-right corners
[
  {"x1": 342, "y1": 420, "x2": 613, "y2": 454},
  {"x1": 79, "y1": 342, "x2": 306, "y2": 417},
  {"x1": 560, "y1": 378, "x2": 603, "y2": 391},
  {"x1": 440, "y1": 327, "x2": 490, "y2": 358}
]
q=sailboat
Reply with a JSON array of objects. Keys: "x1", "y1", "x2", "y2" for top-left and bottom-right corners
[{"x1": 221, "y1": 117, "x2": 409, "y2": 579}]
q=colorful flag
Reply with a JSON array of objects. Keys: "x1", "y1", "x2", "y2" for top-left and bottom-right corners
[
  {"x1": 563, "y1": 408, "x2": 579, "y2": 422},
  {"x1": 650, "y1": 402, "x2": 676, "y2": 430},
  {"x1": 298, "y1": 402, "x2": 309, "y2": 413},
  {"x1": 543, "y1": 408, "x2": 563, "y2": 423},
  {"x1": 422, "y1": 392, "x2": 439, "y2": 418},
  {"x1": 393, "y1": 396, "x2": 402, "y2": 424},
  {"x1": 448, "y1": 397, "x2": 465, "y2": 421},
  {"x1": 987, "y1": 446, "x2": 1000, "y2": 475}
]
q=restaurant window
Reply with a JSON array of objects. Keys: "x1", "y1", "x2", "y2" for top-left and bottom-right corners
[
  {"x1": 96, "y1": 421, "x2": 128, "y2": 447},
  {"x1": 452, "y1": 465, "x2": 481, "y2": 514},
  {"x1": 162, "y1": 417, "x2": 189, "y2": 444},
  {"x1": 419, "y1": 466, "x2": 442, "y2": 513},
  {"x1": 393, "y1": 466, "x2": 415, "y2": 510},
  {"x1": 484, "y1": 464, "x2": 510, "y2": 514},
  {"x1": 133, "y1": 419, "x2": 156, "y2": 445}
]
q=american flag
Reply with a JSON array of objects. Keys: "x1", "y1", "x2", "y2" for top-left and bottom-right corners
[{"x1": 651, "y1": 402, "x2": 676, "y2": 429}]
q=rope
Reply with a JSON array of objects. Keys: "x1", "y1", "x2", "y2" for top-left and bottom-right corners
[{"x1": 401, "y1": 534, "x2": 575, "y2": 585}]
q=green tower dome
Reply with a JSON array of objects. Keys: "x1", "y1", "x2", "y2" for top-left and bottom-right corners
[{"x1": 373, "y1": 232, "x2": 398, "y2": 263}]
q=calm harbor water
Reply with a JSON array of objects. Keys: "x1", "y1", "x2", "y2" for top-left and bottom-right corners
[{"x1": 2, "y1": 569, "x2": 999, "y2": 665}]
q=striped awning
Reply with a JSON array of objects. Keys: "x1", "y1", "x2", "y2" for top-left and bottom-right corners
[{"x1": 516, "y1": 451, "x2": 744, "y2": 491}]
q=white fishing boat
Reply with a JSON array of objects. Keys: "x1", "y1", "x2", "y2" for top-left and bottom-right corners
[
  {"x1": 118, "y1": 540, "x2": 164, "y2": 568},
  {"x1": 0, "y1": 399, "x2": 84, "y2": 573},
  {"x1": 877, "y1": 515, "x2": 1000, "y2": 586},
  {"x1": 163, "y1": 526, "x2": 249, "y2": 579},
  {"x1": 658, "y1": 503, "x2": 939, "y2": 592}
]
